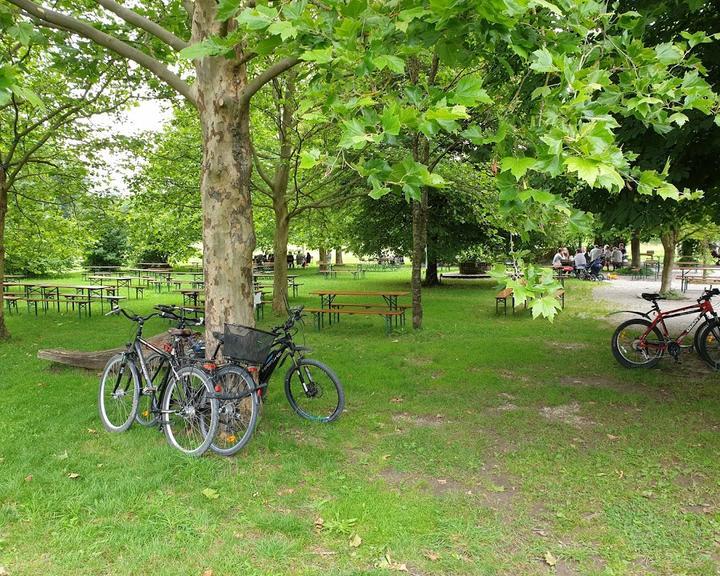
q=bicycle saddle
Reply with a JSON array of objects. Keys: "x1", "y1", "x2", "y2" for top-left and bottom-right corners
[
  {"x1": 641, "y1": 293, "x2": 665, "y2": 301},
  {"x1": 168, "y1": 328, "x2": 193, "y2": 337}
]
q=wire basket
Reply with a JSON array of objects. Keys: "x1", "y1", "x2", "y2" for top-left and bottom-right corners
[{"x1": 223, "y1": 324, "x2": 275, "y2": 365}]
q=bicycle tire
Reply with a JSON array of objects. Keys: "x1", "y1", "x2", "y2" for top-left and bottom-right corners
[
  {"x1": 98, "y1": 353, "x2": 140, "y2": 432},
  {"x1": 209, "y1": 364, "x2": 260, "y2": 456},
  {"x1": 135, "y1": 353, "x2": 170, "y2": 427},
  {"x1": 611, "y1": 318, "x2": 664, "y2": 368},
  {"x1": 284, "y1": 358, "x2": 345, "y2": 422},
  {"x1": 696, "y1": 319, "x2": 720, "y2": 369},
  {"x1": 161, "y1": 365, "x2": 219, "y2": 457}
]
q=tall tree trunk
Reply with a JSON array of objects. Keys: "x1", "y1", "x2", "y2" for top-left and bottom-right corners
[
  {"x1": 660, "y1": 229, "x2": 677, "y2": 295},
  {"x1": 424, "y1": 254, "x2": 439, "y2": 286},
  {"x1": 194, "y1": 5, "x2": 255, "y2": 353},
  {"x1": 335, "y1": 247, "x2": 343, "y2": 265},
  {"x1": 319, "y1": 247, "x2": 327, "y2": 268},
  {"x1": 272, "y1": 204, "x2": 290, "y2": 315},
  {"x1": 0, "y1": 168, "x2": 9, "y2": 340},
  {"x1": 411, "y1": 188, "x2": 428, "y2": 329},
  {"x1": 631, "y1": 230, "x2": 641, "y2": 269}
]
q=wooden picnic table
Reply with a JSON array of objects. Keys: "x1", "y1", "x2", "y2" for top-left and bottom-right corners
[
  {"x1": 674, "y1": 265, "x2": 720, "y2": 292},
  {"x1": 309, "y1": 289, "x2": 409, "y2": 332}
]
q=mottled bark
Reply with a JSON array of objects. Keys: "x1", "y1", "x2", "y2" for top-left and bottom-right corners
[
  {"x1": 660, "y1": 229, "x2": 677, "y2": 295},
  {"x1": 335, "y1": 248, "x2": 343, "y2": 265},
  {"x1": 194, "y1": 3, "x2": 255, "y2": 354},
  {"x1": 319, "y1": 247, "x2": 327, "y2": 268},
  {"x1": 411, "y1": 188, "x2": 428, "y2": 329},
  {"x1": 631, "y1": 230, "x2": 641, "y2": 269},
  {"x1": 0, "y1": 167, "x2": 8, "y2": 340}
]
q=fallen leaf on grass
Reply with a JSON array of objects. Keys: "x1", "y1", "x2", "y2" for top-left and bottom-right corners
[
  {"x1": 202, "y1": 488, "x2": 219, "y2": 500},
  {"x1": 382, "y1": 454, "x2": 391, "y2": 461},
  {"x1": 314, "y1": 517, "x2": 324, "y2": 531},
  {"x1": 57, "y1": 450, "x2": 68, "y2": 460},
  {"x1": 277, "y1": 487, "x2": 295, "y2": 496},
  {"x1": 24, "y1": 474, "x2": 32, "y2": 482},
  {"x1": 67, "y1": 473, "x2": 80, "y2": 479},
  {"x1": 87, "y1": 428, "x2": 97, "y2": 434},
  {"x1": 390, "y1": 397, "x2": 404, "y2": 403},
  {"x1": 532, "y1": 528, "x2": 548, "y2": 537},
  {"x1": 349, "y1": 533, "x2": 362, "y2": 548},
  {"x1": 376, "y1": 551, "x2": 408, "y2": 572},
  {"x1": 606, "y1": 434, "x2": 620, "y2": 441},
  {"x1": 202, "y1": 570, "x2": 213, "y2": 576},
  {"x1": 423, "y1": 550, "x2": 440, "y2": 561},
  {"x1": 437, "y1": 479, "x2": 447, "y2": 485},
  {"x1": 544, "y1": 551, "x2": 557, "y2": 566},
  {"x1": 0, "y1": 565, "x2": 8, "y2": 575}
]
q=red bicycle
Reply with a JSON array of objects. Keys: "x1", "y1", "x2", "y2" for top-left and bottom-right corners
[{"x1": 611, "y1": 288, "x2": 720, "y2": 368}]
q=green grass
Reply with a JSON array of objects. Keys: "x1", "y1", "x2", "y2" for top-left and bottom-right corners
[{"x1": 1, "y1": 269, "x2": 719, "y2": 575}]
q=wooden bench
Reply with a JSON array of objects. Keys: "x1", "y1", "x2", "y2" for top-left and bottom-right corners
[
  {"x1": 495, "y1": 288, "x2": 515, "y2": 315},
  {"x1": 304, "y1": 306, "x2": 405, "y2": 334},
  {"x1": 3, "y1": 294, "x2": 19, "y2": 314}
]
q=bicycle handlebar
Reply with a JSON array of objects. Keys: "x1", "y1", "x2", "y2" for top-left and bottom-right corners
[
  {"x1": 105, "y1": 306, "x2": 159, "y2": 323},
  {"x1": 153, "y1": 304, "x2": 204, "y2": 326},
  {"x1": 700, "y1": 288, "x2": 720, "y2": 301}
]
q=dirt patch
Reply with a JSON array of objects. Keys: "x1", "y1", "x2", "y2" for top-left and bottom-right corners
[
  {"x1": 539, "y1": 402, "x2": 594, "y2": 428},
  {"x1": 546, "y1": 341, "x2": 589, "y2": 351},
  {"x1": 404, "y1": 355, "x2": 433, "y2": 367},
  {"x1": 558, "y1": 375, "x2": 652, "y2": 396},
  {"x1": 496, "y1": 369, "x2": 530, "y2": 382},
  {"x1": 499, "y1": 392, "x2": 517, "y2": 400},
  {"x1": 392, "y1": 412, "x2": 447, "y2": 427},
  {"x1": 495, "y1": 403, "x2": 519, "y2": 412}
]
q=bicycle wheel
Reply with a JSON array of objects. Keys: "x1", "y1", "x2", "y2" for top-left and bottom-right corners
[
  {"x1": 284, "y1": 358, "x2": 345, "y2": 422},
  {"x1": 136, "y1": 353, "x2": 170, "y2": 427},
  {"x1": 98, "y1": 353, "x2": 140, "y2": 432},
  {"x1": 161, "y1": 365, "x2": 219, "y2": 457},
  {"x1": 611, "y1": 318, "x2": 664, "y2": 368},
  {"x1": 696, "y1": 319, "x2": 720, "y2": 368},
  {"x1": 209, "y1": 365, "x2": 260, "y2": 456}
]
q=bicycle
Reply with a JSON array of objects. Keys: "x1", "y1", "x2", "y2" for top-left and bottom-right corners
[
  {"x1": 207, "y1": 305, "x2": 345, "y2": 428},
  {"x1": 610, "y1": 288, "x2": 720, "y2": 368},
  {"x1": 98, "y1": 307, "x2": 219, "y2": 456}
]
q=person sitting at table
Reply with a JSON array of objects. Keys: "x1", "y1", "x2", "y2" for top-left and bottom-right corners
[
  {"x1": 552, "y1": 248, "x2": 563, "y2": 269},
  {"x1": 611, "y1": 246, "x2": 623, "y2": 270},
  {"x1": 574, "y1": 247, "x2": 587, "y2": 270},
  {"x1": 589, "y1": 244, "x2": 603, "y2": 263}
]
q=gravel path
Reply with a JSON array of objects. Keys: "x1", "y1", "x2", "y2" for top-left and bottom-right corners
[{"x1": 593, "y1": 277, "x2": 707, "y2": 332}]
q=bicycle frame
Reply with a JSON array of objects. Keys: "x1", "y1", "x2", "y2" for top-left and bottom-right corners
[{"x1": 641, "y1": 298, "x2": 717, "y2": 348}]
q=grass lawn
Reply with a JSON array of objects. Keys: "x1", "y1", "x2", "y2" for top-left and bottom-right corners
[{"x1": 1, "y1": 268, "x2": 718, "y2": 575}]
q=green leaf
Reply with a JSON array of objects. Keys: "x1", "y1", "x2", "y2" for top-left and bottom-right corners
[
  {"x1": 530, "y1": 189, "x2": 555, "y2": 204},
  {"x1": 8, "y1": 23, "x2": 33, "y2": 46},
  {"x1": 178, "y1": 38, "x2": 228, "y2": 60},
  {"x1": 529, "y1": 48, "x2": 558, "y2": 73},
  {"x1": 531, "y1": 86, "x2": 551, "y2": 99},
  {"x1": 268, "y1": 20, "x2": 297, "y2": 41},
  {"x1": 300, "y1": 47, "x2": 333, "y2": 64},
  {"x1": 668, "y1": 112, "x2": 689, "y2": 126},
  {"x1": 202, "y1": 488, "x2": 220, "y2": 499},
  {"x1": 217, "y1": 0, "x2": 241, "y2": 21},
  {"x1": 596, "y1": 164, "x2": 625, "y2": 192},
  {"x1": 656, "y1": 181, "x2": 679, "y2": 200},
  {"x1": 339, "y1": 118, "x2": 373, "y2": 149},
  {"x1": 450, "y1": 75, "x2": 491, "y2": 107},
  {"x1": 11, "y1": 85, "x2": 43, "y2": 109},
  {"x1": 501, "y1": 157, "x2": 537, "y2": 180},
  {"x1": 529, "y1": 0, "x2": 563, "y2": 16},
  {"x1": 380, "y1": 107, "x2": 401, "y2": 136},
  {"x1": 715, "y1": 115, "x2": 720, "y2": 128},
  {"x1": 461, "y1": 125, "x2": 484, "y2": 145},
  {"x1": 655, "y1": 42, "x2": 684, "y2": 65},
  {"x1": 368, "y1": 186, "x2": 391, "y2": 199},
  {"x1": 236, "y1": 5, "x2": 277, "y2": 30},
  {"x1": 564, "y1": 157, "x2": 599, "y2": 187},
  {"x1": 531, "y1": 295, "x2": 562, "y2": 321},
  {"x1": 424, "y1": 105, "x2": 468, "y2": 121},
  {"x1": 372, "y1": 55, "x2": 405, "y2": 74},
  {"x1": 299, "y1": 148, "x2": 321, "y2": 169}
]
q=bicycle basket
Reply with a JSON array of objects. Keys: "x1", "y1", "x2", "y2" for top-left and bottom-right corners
[{"x1": 223, "y1": 324, "x2": 275, "y2": 365}]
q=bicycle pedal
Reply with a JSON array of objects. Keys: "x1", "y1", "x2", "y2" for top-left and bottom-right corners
[{"x1": 142, "y1": 387, "x2": 157, "y2": 394}]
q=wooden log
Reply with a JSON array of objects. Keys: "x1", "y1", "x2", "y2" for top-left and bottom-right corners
[{"x1": 37, "y1": 332, "x2": 172, "y2": 371}]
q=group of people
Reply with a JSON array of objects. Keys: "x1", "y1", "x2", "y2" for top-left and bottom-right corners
[
  {"x1": 254, "y1": 251, "x2": 313, "y2": 268},
  {"x1": 552, "y1": 243, "x2": 627, "y2": 273}
]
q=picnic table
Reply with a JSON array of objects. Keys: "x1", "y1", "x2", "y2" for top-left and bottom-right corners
[
  {"x1": 308, "y1": 290, "x2": 409, "y2": 333},
  {"x1": 675, "y1": 265, "x2": 720, "y2": 292},
  {"x1": 3, "y1": 282, "x2": 118, "y2": 316}
]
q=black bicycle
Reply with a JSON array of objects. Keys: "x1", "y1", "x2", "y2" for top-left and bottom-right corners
[
  {"x1": 208, "y1": 305, "x2": 345, "y2": 426},
  {"x1": 98, "y1": 307, "x2": 219, "y2": 457}
]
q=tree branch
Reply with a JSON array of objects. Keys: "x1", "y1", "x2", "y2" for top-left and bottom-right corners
[
  {"x1": 6, "y1": 0, "x2": 197, "y2": 105},
  {"x1": 96, "y1": 0, "x2": 189, "y2": 51},
  {"x1": 239, "y1": 57, "x2": 301, "y2": 107}
]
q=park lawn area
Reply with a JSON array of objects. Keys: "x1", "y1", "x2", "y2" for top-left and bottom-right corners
[{"x1": 1, "y1": 268, "x2": 719, "y2": 576}]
